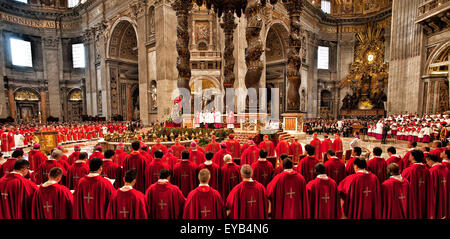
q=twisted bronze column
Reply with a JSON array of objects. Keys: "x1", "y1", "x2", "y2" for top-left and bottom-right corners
[{"x1": 220, "y1": 10, "x2": 237, "y2": 112}]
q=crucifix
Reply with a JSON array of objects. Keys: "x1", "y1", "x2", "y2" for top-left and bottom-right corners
[
  {"x1": 159, "y1": 200, "x2": 167, "y2": 210},
  {"x1": 201, "y1": 206, "x2": 211, "y2": 217},
  {"x1": 247, "y1": 195, "x2": 256, "y2": 207},
  {"x1": 286, "y1": 187, "x2": 296, "y2": 199},
  {"x1": 119, "y1": 206, "x2": 129, "y2": 218},
  {"x1": 321, "y1": 193, "x2": 330, "y2": 204},
  {"x1": 84, "y1": 192, "x2": 94, "y2": 204},
  {"x1": 363, "y1": 187, "x2": 372, "y2": 197},
  {"x1": 43, "y1": 201, "x2": 53, "y2": 213}
]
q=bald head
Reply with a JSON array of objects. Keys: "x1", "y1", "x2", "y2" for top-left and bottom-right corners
[
  {"x1": 198, "y1": 168, "x2": 211, "y2": 184},
  {"x1": 240, "y1": 164, "x2": 253, "y2": 179}
]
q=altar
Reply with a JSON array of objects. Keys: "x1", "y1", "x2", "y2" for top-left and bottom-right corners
[{"x1": 33, "y1": 131, "x2": 58, "y2": 154}]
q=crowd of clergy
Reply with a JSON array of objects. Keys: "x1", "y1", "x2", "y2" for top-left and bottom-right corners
[{"x1": 0, "y1": 131, "x2": 449, "y2": 220}]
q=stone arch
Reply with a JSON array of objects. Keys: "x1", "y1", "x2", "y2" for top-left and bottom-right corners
[
  {"x1": 265, "y1": 21, "x2": 290, "y2": 62},
  {"x1": 14, "y1": 87, "x2": 40, "y2": 101},
  {"x1": 107, "y1": 18, "x2": 138, "y2": 61},
  {"x1": 425, "y1": 42, "x2": 449, "y2": 75},
  {"x1": 14, "y1": 87, "x2": 41, "y2": 122},
  {"x1": 190, "y1": 76, "x2": 222, "y2": 112},
  {"x1": 67, "y1": 88, "x2": 83, "y2": 122}
]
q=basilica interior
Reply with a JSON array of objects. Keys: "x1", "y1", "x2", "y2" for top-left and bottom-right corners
[{"x1": 0, "y1": 0, "x2": 449, "y2": 125}]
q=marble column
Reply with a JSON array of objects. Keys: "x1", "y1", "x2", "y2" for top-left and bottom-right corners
[
  {"x1": 40, "y1": 89, "x2": 47, "y2": 123},
  {"x1": 42, "y1": 36, "x2": 63, "y2": 120},
  {"x1": 8, "y1": 88, "x2": 16, "y2": 121}
]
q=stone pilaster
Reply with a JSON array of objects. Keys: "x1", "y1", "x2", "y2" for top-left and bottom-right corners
[
  {"x1": 0, "y1": 27, "x2": 8, "y2": 118},
  {"x1": 42, "y1": 35, "x2": 62, "y2": 120}
]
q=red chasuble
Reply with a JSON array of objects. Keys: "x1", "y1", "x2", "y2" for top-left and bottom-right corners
[
  {"x1": 266, "y1": 170, "x2": 309, "y2": 219},
  {"x1": 145, "y1": 159, "x2": 170, "y2": 189},
  {"x1": 205, "y1": 141, "x2": 220, "y2": 154},
  {"x1": 338, "y1": 171, "x2": 382, "y2": 219},
  {"x1": 289, "y1": 141, "x2": 303, "y2": 164},
  {"x1": 113, "y1": 149, "x2": 128, "y2": 166},
  {"x1": 162, "y1": 152, "x2": 179, "y2": 171},
  {"x1": 401, "y1": 149, "x2": 414, "y2": 170},
  {"x1": 172, "y1": 160, "x2": 198, "y2": 197},
  {"x1": 320, "y1": 139, "x2": 333, "y2": 160},
  {"x1": 240, "y1": 145, "x2": 260, "y2": 165},
  {"x1": 258, "y1": 140, "x2": 275, "y2": 157},
  {"x1": 0, "y1": 158, "x2": 17, "y2": 178},
  {"x1": 251, "y1": 160, "x2": 274, "y2": 187},
  {"x1": 197, "y1": 162, "x2": 220, "y2": 190},
  {"x1": 122, "y1": 152, "x2": 148, "y2": 193},
  {"x1": 189, "y1": 150, "x2": 206, "y2": 166},
  {"x1": 151, "y1": 144, "x2": 168, "y2": 157},
  {"x1": 67, "y1": 162, "x2": 89, "y2": 190},
  {"x1": 106, "y1": 187, "x2": 147, "y2": 219},
  {"x1": 297, "y1": 156, "x2": 319, "y2": 183},
  {"x1": 381, "y1": 176, "x2": 410, "y2": 219},
  {"x1": 367, "y1": 157, "x2": 388, "y2": 183},
  {"x1": 386, "y1": 156, "x2": 402, "y2": 172},
  {"x1": 170, "y1": 143, "x2": 186, "y2": 159},
  {"x1": 309, "y1": 138, "x2": 322, "y2": 160},
  {"x1": 145, "y1": 181, "x2": 186, "y2": 219},
  {"x1": 35, "y1": 160, "x2": 67, "y2": 185},
  {"x1": 332, "y1": 137, "x2": 343, "y2": 154},
  {"x1": 0, "y1": 173, "x2": 37, "y2": 219},
  {"x1": 226, "y1": 139, "x2": 241, "y2": 159},
  {"x1": 73, "y1": 175, "x2": 116, "y2": 219},
  {"x1": 32, "y1": 183, "x2": 73, "y2": 219},
  {"x1": 101, "y1": 160, "x2": 123, "y2": 189},
  {"x1": 212, "y1": 148, "x2": 231, "y2": 168},
  {"x1": 220, "y1": 162, "x2": 241, "y2": 201},
  {"x1": 226, "y1": 180, "x2": 268, "y2": 219},
  {"x1": 306, "y1": 176, "x2": 342, "y2": 219},
  {"x1": 88, "y1": 152, "x2": 104, "y2": 164},
  {"x1": 183, "y1": 185, "x2": 225, "y2": 219},
  {"x1": 67, "y1": 152, "x2": 80, "y2": 166},
  {"x1": 401, "y1": 163, "x2": 430, "y2": 219},
  {"x1": 428, "y1": 164, "x2": 448, "y2": 219},
  {"x1": 139, "y1": 150, "x2": 153, "y2": 164},
  {"x1": 275, "y1": 140, "x2": 290, "y2": 161},
  {"x1": 324, "y1": 157, "x2": 346, "y2": 185},
  {"x1": 345, "y1": 157, "x2": 358, "y2": 175},
  {"x1": 28, "y1": 150, "x2": 48, "y2": 171}
]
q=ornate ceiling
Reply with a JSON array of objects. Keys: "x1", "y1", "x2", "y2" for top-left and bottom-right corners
[{"x1": 309, "y1": 0, "x2": 392, "y2": 17}]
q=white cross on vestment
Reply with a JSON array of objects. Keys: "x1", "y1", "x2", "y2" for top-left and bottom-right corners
[
  {"x1": 159, "y1": 200, "x2": 167, "y2": 210},
  {"x1": 363, "y1": 187, "x2": 372, "y2": 197},
  {"x1": 334, "y1": 169, "x2": 339, "y2": 177},
  {"x1": 398, "y1": 193, "x2": 406, "y2": 201},
  {"x1": 120, "y1": 206, "x2": 129, "y2": 218},
  {"x1": 1, "y1": 192, "x2": 8, "y2": 200},
  {"x1": 262, "y1": 172, "x2": 268, "y2": 178},
  {"x1": 418, "y1": 178, "x2": 425, "y2": 186},
  {"x1": 73, "y1": 174, "x2": 80, "y2": 181},
  {"x1": 441, "y1": 178, "x2": 447, "y2": 185},
  {"x1": 181, "y1": 174, "x2": 189, "y2": 179},
  {"x1": 229, "y1": 174, "x2": 237, "y2": 182},
  {"x1": 321, "y1": 193, "x2": 330, "y2": 203},
  {"x1": 43, "y1": 201, "x2": 53, "y2": 213},
  {"x1": 84, "y1": 192, "x2": 94, "y2": 203},
  {"x1": 247, "y1": 195, "x2": 256, "y2": 207},
  {"x1": 201, "y1": 206, "x2": 211, "y2": 217},
  {"x1": 287, "y1": 188, "x2": 296, "y2": 199}
]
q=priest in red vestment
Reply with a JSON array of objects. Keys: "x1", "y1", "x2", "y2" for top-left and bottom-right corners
[
  {"x1": 401, "y1": 149, "x2": 430, "y2": 219},
  {"x1": 122, "y1": 141, "x2": 148, "y2": 193},
  {"x1": 212, "y1": 142, "x2": 231, "y2": 168},
  {"x1": 226, "y1": 165, "x2": 268, "y2": 219},
  {"x1": 324, "y1": 150, "x2": 346, "y2": 185},
  {"x1": 220, "y1": 154, "x2": 241, "y2": 201},
  {"x1": 106, "y1": 169, "x2": 147, "y2": 219},
  {"x1": 197, "y1": 152, "x2": 220, "y2": 190},
  {"x1": 88, "y1": 146, "x2": 105, "y2": 165},
  {"x1": 258, "y1": 135, "x2": 275, "y2": 157},
  {"x1": 151, "y1": 138, "x2": 168, "y2": 157},
  {"x1": 320, "y1": 134, "x2": 333, "y2": 162},
  {"x1": 345, "y1": 147, "x2": 362, "y2": 175},
  {"x1": 306, "y1": 163, "x2": 341, "y2": 219},
  {"x1": 401, "y1": 141, "x2": 417, "y2": 171},
  {"x1": 251, "y1": 150, "x2": 274, "y2": 187},
  {"x1": 28, "y1": 144, "x2": 48, "y2": 171},
  {"x1": 381, "y1": 163, "x2": 410, "y2": 219},
  {"x1": 172, "y1": 150, "x2": 198, "y2": 197},
  {"x1": 240, "y1": 141, "x2": 260, "y2": 165},
  {"x1": 162, "y1": 148, "x2": 179, "y2": 171},
  {"x1": 367, "y1": 147, "x2": 388, "y2": 183},
  {"x1": 275, "y1": 136, "x2": 290, "y2": 164},
  {"x1": 289, "y1": 139, "x2": 303, "y2": 164},
  {"x1": 429, "y1": 141, "x2": 444, "y2": 161},
  {"x1": 73, "y1": 158, "x2": 116, "y2": 219},
  {"x1": 338, "y1": 157, "x2": 381, "y2": 219},
  {"x1": 241, "y1": 136, "x2": 254, "y2": 153},
  {"x1": 309, "y1": 133, "x2": 322, "y2": 161},
  {"x1": 205, "y1": 135, "x2": 220, "y2": 154},
  {"x1": 386, "y1": 147, "x2": 403, "y2": 172},
  {"x1": 140, "y1": 145, "x2": 153, "y2": 164},
  {"x1": 32, "y1": 167, "x2": 73, "y2": 219},
  {"x1": 0, "y1": 159, "x2": 37, "y2": 219},
  {"x1": 67, "y1": 145, "x2": 81, "y2": 166},
  {"x1": 297, "y1": 145, "x2": 319, "y2": 183},
  {"x1": 102, "y1": 150, "x2": 123, "y2": 189},
  {"x1": 226, "y1": 134, "x2": 241, "y2": 159},
  {"x1": 113, "y1": 143, "x2": 128, "y2": 166},
  {"x1": 188, "y1": 142, "x2": 206, "y2": 166},
  {"x1": 332, "y1": 133, "x2": 343, "y2": 158},
  {"x1": 35, "y1": 149, "x2": 67, "y2": 185},
  {"x1": 183, "y1": 169, "x2": 225, "y2": 219},
  {"x1": 425, "y1": 154, "x2": 448, "y2": 219},
  {"x1": 170, "y1": 138, "x2": 186, "y2": 159},
  {"x1": 0, "y1": 150, "x2": 22, "y2": 178},
  {"x1": 266, "y1": 158, "x2": 309, "y2": 219},
  {"x1": 67, "y1": 152, "x2": 90, "y2": 190},
  {"x1": 145, "y1": 169, "x2": 186, "y2": 219},
  {"x1": 145, "y1": 150, "x2": 170, "y2": 189}
]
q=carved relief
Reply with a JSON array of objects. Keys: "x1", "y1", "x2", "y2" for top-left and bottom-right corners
[
  {"x1": 195, "y1": 21, "x2": 210, "y2": 44},
  {"x1": 439, "y1": 81, "x2": 449, "y2": 113}
]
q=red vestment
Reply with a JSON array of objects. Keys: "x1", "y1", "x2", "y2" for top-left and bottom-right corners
[
  {"x1": 212, "y1": 148, "x2": 231, "y2": 168},
  {"x1": 170, "y1": 143, "x2": 186, "y2": 159},
  {"x1": 101, "y1": 160, "x2": 122, "y2": 189},
  {"x1": 401, "y1": 149, "x2": 414, "y2": 170},
  {"x1": 162, "y1": 153, "x2": 179, "y2": 171},
  {"x1": 113, "y1": 149, "x2": 128, "y2": 166},
  {"x1": 258, "y1": 140, "x2": 275, "y2": 157},
  {"x1": 367, "y1": 157, "x2": 388, "y2": 183},
  {"x1": 183, "y1": 186, "x2": 225, "y2": 219},
  {"x1": 320, "y1": 139, "x2": 333, "y2": 161},
  {"x1": 251, "y1": 160, "x2": 274, "y2": 187},
  {"x1": 332, "y1": 137, "x2": 343, "y2": 154},
  {"x1": 205, "y1": 141, "x2": 220, "y2": 154},
  {"x1": 381, "y1": 177, "x2": 410, "y2": 219},
  {"x1": 220, "y1": 162, "x2": 241, "y2": 201},
  {"x1": 338, "y1": 171, "x2": 381, "y2": 219},
  {"x1": 197, "y1": 162, "x2": 220, "y2": 190},
  {"x1": 0, "y1": 173, "x2": 37, "y2": 219},
  {"x1": 106, "y1": 188, "x2": 147, "y2": 219},
  {"x1": 345, "y1": 157, "x2": 358, "y2": 175},
  {"x1": 226, "y1": 139, "x2": 241, "y2": 159},
  {"x1": 139, "y1": 150, "x2": 153, "y2": 164},
  {"x1": 35, "y1": 160, "x2": 67, "y2": 185},
  {"x1": 386, "y1": 156, "x2": 402, "y2": 172},
  {"x1": 151, "y1": 143, "x2": 168, "y2": 157},
  {"x1": 226, "y1": 181, "x2": 268, "y2": 219},
  {"x1": 122, "y1": 152, "x2": 148, "y2": 193},
  {"x1": 31, "y1": 183, "x2": 73, "y2": 219},
  {"x1": 240, "y1": 145, "x2": 260, "y2": 165},
  {"x1": 172, "y1": 160, "x2": 198, "y2": 197},
  {"x1": 145, "y1": 158, "x2": 170, "y2": 189},
  {"x1": 67, "y1": 152, "x2": 80, "y2": 166},
  {"x1": 324, "y1": 157, "x2": 346, "y2": 185},
  {"x1": 309, "y1": 138, "x2": 322, "y2": 160},
  {"x1": 289, "y1": 141, "x2": 303, "y2": 164},
  {"x1": 428, "y1": 164, "x2": 448, "y2": 219},
  {"x1": 401, "y1": 163, "x2": 430, "y2": 219},
  {"x1": 297, "y1": 156, "x2": 319, "y2": 183},
  {"x1": 0, "y1": 158, "x2": 17, "y2": 178},
  {"x1": 275, "y1": 140, "x2": 290, "y2": 161},
  {"x1": 67, "y1": 162, "x2": 89, "y2": 190},
  {"x1": 306, "y1": 176, "x2": 341, "y2": 219},
  {"x1": 188, "y1": 149, "x2": 206, "y2": 166},
  {"x1": 28, "y1": 150, "x2": 48, "y2": 171},
  {"x1": 144, "y1": 181, "x2": 186, "y2": 219},
  {"x1": 266, "y1": 170, "x2": 309, "y2": 219},
  {"x1": 73, "y1": 175, "x2": 116, "y2": 219},
  {"x1": 87, "y1": 152, "x2": 104, "y2": 165}
]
